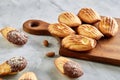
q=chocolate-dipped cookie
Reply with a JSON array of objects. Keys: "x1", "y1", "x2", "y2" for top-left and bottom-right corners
[
  {"x1": 63, "y1": 61, "x2": 83, "y2": 78},
  {"x1": 1, "y1": 27, "x2": 28, "y2": 46},
  {"x1": 0, "y1": 56, "x2": 27, "y2": 76},
  {"x1": 55, "y1": 57, "x2": 83, "y2": 78}
]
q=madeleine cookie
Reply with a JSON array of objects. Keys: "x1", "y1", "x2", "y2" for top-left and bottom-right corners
[
  {"x1": 18, "y1": 72, "x2": 37, "y2": 80},
  {"x1": 98, "y1": 17, "x2": 118, "y2": 37},
  {"x1": 62, "y1": 35, "x2": 97, "y2": 51},
  {"x1": 48, "y1": 23, "x2": 75, "y2": 37},
  {"x1": 1, "y1": 27, "x2": 28, "y2": 45},
  {"x1": 55, "y1": 57, "x2": 83, "y2": 78},
  {"x1": 0, "y1": 56, "x2": 27, "y2": 76},
  {"x1": 78, "y1": 8, "x2": 101, "y2": 24},
  {"x1": 58, "y1": 12, "x2": 82, "y2": 27},
  {"x1": 77, "y1": 24, "x2": 103, "y2": 40}
]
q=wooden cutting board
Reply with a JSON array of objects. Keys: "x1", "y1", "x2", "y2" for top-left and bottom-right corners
[{"x1": 23, "y1": 18, "x2": 120, "y2": 66}]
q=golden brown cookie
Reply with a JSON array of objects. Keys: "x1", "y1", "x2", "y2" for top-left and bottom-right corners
[
  {"x1": 62, "y1": 35, "x2": 97, "y2": 51},
  {"x1": 1, "y1": 27, "x2": 28, "y2": 45},
  {"x1": 0, "y1": 56, "x2": 27, "y2": 76},
  {"x1": 78, "y1": 8, "x2": 101, "y2": 24},
  {"x1": 54, "y1": 57, "x2": 83, "y2": 78},
  {"x1": 48, "y1": 23, "x2": 75, "y2": 37},
  {"x1": 18, "y1": 72, "x2": 37, "y2": 80},
  {"x1": 77, "y1": 24, "x2": 103, "y2": 40},
  {"x1": 58, "y1": 12, "x2": 81, "y2": 27},
  {"x1": 98, "y1": 17, "x2": 118, "y2": 37}
]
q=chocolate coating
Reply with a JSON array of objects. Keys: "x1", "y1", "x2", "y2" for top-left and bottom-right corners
[
  {"x1": 7, "y1": 30, "x2": 28, "y2": 45},
  {"x1": 6, "y1": 56, "x2": 27, "y2": 72},
  {"x1": 63, "y1": 61, "x2": 83, "y2": 78}
]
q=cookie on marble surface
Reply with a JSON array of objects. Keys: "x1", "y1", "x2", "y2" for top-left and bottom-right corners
[
  {"x1": 0, "y1": 56, "x2": 27, "y2": 76},
  {"x1": 1, "y1": 27, "x2": 28, "y2": 45},
  {"x1": 55, "y1": 57, "x2": 83, "y2": 78},
  {"x1": 18, "y1": 72, "x2": 37, "y2": 80}
]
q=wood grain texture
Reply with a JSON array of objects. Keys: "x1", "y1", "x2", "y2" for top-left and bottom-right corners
[
  {"x1": 23, "y1": 18, "x2": 120, "y2": 66},
  {"x1": 60, "y1": 19, "x2": 120, "y2": 66}
]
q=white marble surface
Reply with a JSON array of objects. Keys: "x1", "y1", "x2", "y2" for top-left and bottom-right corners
[{"x1": 0, "y1": 0, "x2": 120, "y2": 80}]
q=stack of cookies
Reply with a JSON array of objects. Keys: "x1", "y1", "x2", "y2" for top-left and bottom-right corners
[{"x1": 48, "y1": 8, "x2": 118, "y2": 52}]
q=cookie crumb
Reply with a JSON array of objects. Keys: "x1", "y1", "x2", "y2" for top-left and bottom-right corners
[
  {"x1": 46, "y1": 52, "x2": 55, "y2": 57},
  {"x1": 43, "y1": 40, "x2": 49, "y2": 47}
]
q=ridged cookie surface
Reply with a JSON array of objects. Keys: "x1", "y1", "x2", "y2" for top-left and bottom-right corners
[
  {"x1": 18, "y1": 72, "x2": 37, "y2": 80},
  {"x1": 98, "y1": 17, "x2": 118, "y2": 37},
  {"x1": 62, "y1": 35, "x2": 97, "y2": 51},
  {"x1": 48, "y1": 23, "x2": 75, "y2": 37},
  {"x1": 77, "y1": 24, "x2": 103, "y2": 40},
  {"x1": 58, "y1": 12, "x2": 81, "y2": 27},
  {"x1": 78, "y1": 8, "x2": 101, "y2": 24}
]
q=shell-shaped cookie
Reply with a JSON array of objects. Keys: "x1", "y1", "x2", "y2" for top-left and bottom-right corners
[
  {"x1": 18, "y1": 72, "x2": 38, "y2": 80},
  {"x1": 58, "y1": 12, "x2": 82, "y2": 27},
  {"x1": 62, "y1": 35, "x2": 97, "y2": 51},
  {"x1": 1, "y1": 27, "x2": 28, "y2": 45},
  {"x1": 1, "y1": 27, "x2": 16, "y2": 38},
  {"x1": 55, "y1": 57, "x2": 70, "y2": 74},
  {"x1": 98, "y1": 17, "x2": 118, "y2": 37},
  {"x1": 48, "y1": 23, "x2": 75, "y2": 37},
  {"x1": 6, "y1": 56, "x2": 27, "y2": 73},
  {"x1": 55, "y1": 57, "x2": 83, "y2": 78},
  {"x1": 78, "y1": 8, "x2": 101, "y2": 24},
  {"x1": 77, "y1": 24, "x2": 103, "y2": 40},
  {"x1": 0, "y1": 56, "x2": 27, "y2": 76}
]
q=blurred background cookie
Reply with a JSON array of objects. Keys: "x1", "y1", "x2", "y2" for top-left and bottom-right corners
[{"x1": 18, "y1": 72, "x2": 37, "y2": 80}]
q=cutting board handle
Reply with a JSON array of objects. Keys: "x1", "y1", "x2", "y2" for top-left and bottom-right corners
[{"x1": 23, "y1": 19, "x2": 51, "y2": 35}]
